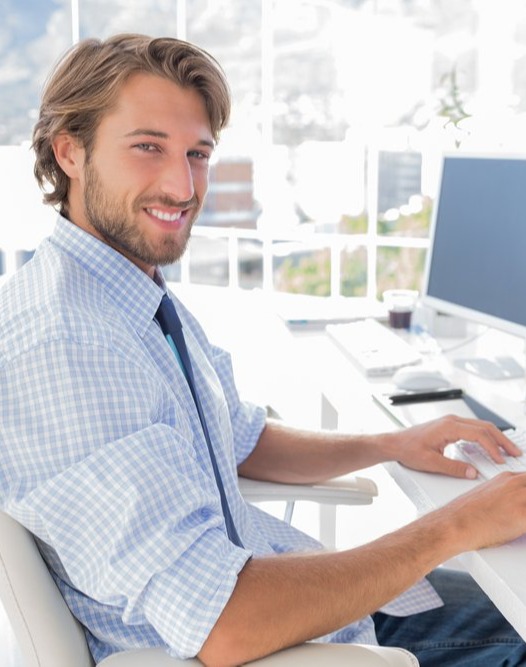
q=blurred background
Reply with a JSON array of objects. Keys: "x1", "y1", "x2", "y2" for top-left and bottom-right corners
[{"x1": 2, "y1": 0, "x2": 526, "y2": 300}]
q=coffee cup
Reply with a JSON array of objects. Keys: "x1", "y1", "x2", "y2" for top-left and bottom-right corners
[{"x1": 382, "y1": 289, "x2": 419, "y2": 329}]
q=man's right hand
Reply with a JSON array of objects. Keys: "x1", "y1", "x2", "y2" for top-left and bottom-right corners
[{"x1": 436, "y1": 471, "x2": 526, "y2": 551}]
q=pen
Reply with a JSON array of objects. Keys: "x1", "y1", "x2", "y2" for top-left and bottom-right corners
[{"x1": 389, "y1": 388, "x2": 463, "y2": 405}]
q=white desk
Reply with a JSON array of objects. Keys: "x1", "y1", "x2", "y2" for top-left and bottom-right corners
[
  {"x1": 171, "y1": 285, "x2": 526, "y2": 639},
  {"x1": 306, "y1": 321, "x2": 526, "y2": 641}
]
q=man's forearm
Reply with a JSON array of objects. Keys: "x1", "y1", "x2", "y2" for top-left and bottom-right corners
[
  {"x1": 198, "y1": 506, "x2": 460, "y2": 667},
  {"x1": 237, "y1": 419, "x2": 395, "y2": 485},
  {"x1": 201, "y1": 470, "x2": 526, "y2": 667},
  {"x1": 238, "y1": 415, "x2": 520, "y2": 485}
]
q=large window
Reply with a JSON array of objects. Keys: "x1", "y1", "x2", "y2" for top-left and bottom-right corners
[{"x1": 3, "y1": 0, "x2": 526, "y2": 299}]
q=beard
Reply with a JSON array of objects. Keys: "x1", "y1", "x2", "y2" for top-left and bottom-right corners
[{"x1": 83, "y1": 161, "x2": 200, "y2": 267}]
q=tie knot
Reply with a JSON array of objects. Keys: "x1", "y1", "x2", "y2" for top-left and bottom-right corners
[{"x1": 155, "y1": 294, "x2": 183, "y2": 336}]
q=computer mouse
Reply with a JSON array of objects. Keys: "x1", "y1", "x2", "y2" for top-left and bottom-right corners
[{"x1": 392, "y1": 366, "x2": 451, "y2": 391}]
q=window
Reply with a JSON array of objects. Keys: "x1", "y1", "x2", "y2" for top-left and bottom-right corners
[{"x1": 3, "y1": 0, "x2": 526, "y2": 300}]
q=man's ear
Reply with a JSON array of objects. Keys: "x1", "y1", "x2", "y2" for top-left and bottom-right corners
[{"x1": 52, "y1": 133, "x2": 85, "y2": 179}]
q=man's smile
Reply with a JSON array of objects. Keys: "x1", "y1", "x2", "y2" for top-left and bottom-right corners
[{"x1": 145, "y1": 207, "x2": 184, "y2": 223}]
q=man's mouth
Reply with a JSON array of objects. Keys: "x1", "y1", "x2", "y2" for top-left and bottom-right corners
[{"x1": 146, "y1": 207, "x2": 183, "y2": 223}]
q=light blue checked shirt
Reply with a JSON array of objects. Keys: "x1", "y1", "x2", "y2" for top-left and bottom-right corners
[{"x1": 0, "y1": 217, "x2": 442, "y2": 662}]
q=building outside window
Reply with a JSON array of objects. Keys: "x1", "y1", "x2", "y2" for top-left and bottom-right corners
[{"x1": 2, "y1": 0, "x2": 526, "y2": 301}]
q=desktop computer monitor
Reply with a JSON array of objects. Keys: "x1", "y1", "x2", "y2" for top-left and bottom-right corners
[{"x1": 422, "y1": 153, "x2": 526, "y2": 377}]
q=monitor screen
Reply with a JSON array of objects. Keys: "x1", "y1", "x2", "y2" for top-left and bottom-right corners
[{"x1": 422, "y1": 153, "x2": 526, "y2": 339}]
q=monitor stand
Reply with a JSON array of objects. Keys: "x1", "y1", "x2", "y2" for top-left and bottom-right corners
[{"x1": 454, "y1": 356, "x2": 524, "y2": 380}]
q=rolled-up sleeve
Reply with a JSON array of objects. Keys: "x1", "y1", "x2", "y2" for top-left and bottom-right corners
[{"x1": 1, "y1": 336, "x2": 251, "y2": 659}]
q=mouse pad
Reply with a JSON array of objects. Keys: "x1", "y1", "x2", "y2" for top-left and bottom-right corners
[{"x1": 372, "y1": 391, "x2": 514, "y2": 431}]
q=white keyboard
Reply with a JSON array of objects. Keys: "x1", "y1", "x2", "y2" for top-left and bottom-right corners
[
  {"x1": 452, "y1": 429, "x2": 526, "y2": 479},
  {"x1": 326, "y1": 318, "x2": 422, "y2": 377}
]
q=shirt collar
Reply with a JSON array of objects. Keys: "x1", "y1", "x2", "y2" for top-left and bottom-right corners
[{"x1": 49, "y1": 215, "x2": 168, "y2": 336}]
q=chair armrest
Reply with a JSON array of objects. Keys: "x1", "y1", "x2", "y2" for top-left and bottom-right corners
[
  {"x1": 99, "y1": 649, "x2": 192, "y2": 666},
  {"x1": 100, "y1": 643, "x2": 418, "y2": 666},
  {"x1": 253, "y1": 643, "x2": 418, "y2": 666},
  {"x1": 238, "y1": 475, "x2": 378, "y2": 507}
]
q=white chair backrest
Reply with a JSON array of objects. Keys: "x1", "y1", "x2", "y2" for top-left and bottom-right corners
[
  {"x1": 0, "y1": 510, "x2": 419, "y2": 667},
  {"x1": 0, "y1": 510, "x2": 94, "y2": 667}
]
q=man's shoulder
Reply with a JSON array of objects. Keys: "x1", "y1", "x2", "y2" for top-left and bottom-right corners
[{"x1": 0, "y1": 249, "x2": 121, "y2": 361}]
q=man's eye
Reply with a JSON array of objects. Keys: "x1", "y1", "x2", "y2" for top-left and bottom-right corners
[
  {"x1": 135, "y1": 143, "x2": 159, "y2": 152},
  {"x1": 188, "y1": 150, "x2": 210, "y2": 161}
]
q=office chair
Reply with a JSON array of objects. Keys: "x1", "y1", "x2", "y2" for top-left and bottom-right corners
[
  {"x1": 0, "y1": 481, "x2": 418, "y2": 667},
  {"x1": 238, "y1": 475, "x2": 378, "y2": 548},
  {"x1": 238, "y1": 475, "x2": 378, "y2": 518}
]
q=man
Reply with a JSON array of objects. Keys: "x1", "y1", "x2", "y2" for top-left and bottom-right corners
[{"x1": 1, "y1": 33, "x2": 526, "y2": 667}]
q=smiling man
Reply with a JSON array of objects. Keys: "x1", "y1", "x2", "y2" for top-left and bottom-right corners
[
  {"x1": 39, "y1": 47, "x2": 216, "y2": 274},
  {"x1": 1, "y1": 34, "x2": 526, "y2": 667}
]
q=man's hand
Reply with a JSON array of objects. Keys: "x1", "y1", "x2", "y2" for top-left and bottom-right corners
[
  {"x1": 437, "y1": 470, "x2": 526, "y2": 549},
  {"x1": 392, "y1": 415, "x2": 522, "y2": 479}
]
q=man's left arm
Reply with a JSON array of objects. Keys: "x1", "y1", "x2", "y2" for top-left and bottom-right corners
[{"x1": 238, "y1": 415, "x2": 521, "y2": 483}]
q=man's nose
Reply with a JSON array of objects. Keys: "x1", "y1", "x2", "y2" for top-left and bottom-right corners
[{"x1": 159, "y1": 155, "x2": 195, "y2": 202}]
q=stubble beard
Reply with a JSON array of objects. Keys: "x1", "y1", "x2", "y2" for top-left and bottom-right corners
[{"x1": 83, "y1": 162, "x2": 199, "y2": 267}]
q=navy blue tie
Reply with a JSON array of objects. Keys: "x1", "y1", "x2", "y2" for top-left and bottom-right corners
[{"x1": 155, "y1": 294, "x2": 243, "y2": 547}]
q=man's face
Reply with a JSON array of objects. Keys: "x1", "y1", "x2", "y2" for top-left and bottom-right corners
[{"x1": 64, "y1": 72, "x2": 214, "y2": 274}]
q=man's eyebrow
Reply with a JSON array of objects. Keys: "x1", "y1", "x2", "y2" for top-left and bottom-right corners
[
  {"x1": 124, "y1": 129, "x2": 169, "y2": 139},
  {"x1": 124, "y1": 128, "x2": 215, "y2": 149}
]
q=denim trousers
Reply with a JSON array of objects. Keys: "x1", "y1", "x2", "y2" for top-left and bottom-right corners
[{"x1": 373, "y1": 568, "x2": 526, "y2": 666}]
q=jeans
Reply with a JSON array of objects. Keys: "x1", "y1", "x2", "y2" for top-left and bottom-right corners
[{"x1": 373, "y1": 568, "x2": 526, "y2": 666}]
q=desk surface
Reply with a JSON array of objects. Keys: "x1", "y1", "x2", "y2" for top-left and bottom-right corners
[
  {"x1": 171, "y1": 285, "x2": 526, "y2": 640},
  {"x1": 307, "y1": 321, "x2": 526, "y2": 640}
]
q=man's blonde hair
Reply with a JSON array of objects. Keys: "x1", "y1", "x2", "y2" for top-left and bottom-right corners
[{"x1": 32, "y1": 33, "x2": 231, "y2": 210}]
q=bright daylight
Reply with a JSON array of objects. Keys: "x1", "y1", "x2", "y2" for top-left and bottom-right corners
[{"x1": 2, "y1": 2, "x2": 526, "y2": 666}]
